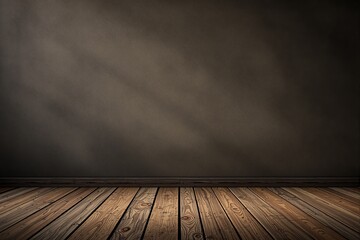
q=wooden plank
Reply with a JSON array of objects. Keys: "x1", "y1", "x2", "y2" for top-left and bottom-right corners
[
  {"x1": 344, "y1": 188, "x2": 360, "y2": 194},
  {"x1": 0, "y1": 188, "x2": 94, "y2": 240},
  {"x1": 0, "y1": 187, "x2": 357, "y2": 239},
  {"x1": 213, "y1": 187, "x2": 272, "y2": 240},
  {"x1": 285, "y1": 188, "x2": 360, "y2": 232},
  {"x1": 110, "y1": 188, "x2": 157, "y2": 240},
  {"x1": 0, "y1": 188, "x2": 13, "y2": 194},
  {"x1": 0, "y1": 188, "x2": 75, "y2": 232},
  {"x1": 251, "y1": 188, "x2": 345, "y2": 240},
  {"x1": 295, "y1": 188, "x2": 360, "y2": 220},
  {"x1": 30, "y1": 187, "x2": 115, "y2": 240},
  {"x1": 0, "y1": 188, "x2": 37, "y2": 204},
  {"x1": 230, "y1": 187, "x2": 312, "y2": 239},
  {"x1": 303, "y1": 188, "x2": 360, "y2": 216},
  {"x1": 330, "y1": 188, "x2": 360, "y2": 203},
  {"x1": 143, "y1": 188, "x2": 178, "y2": 240},
  {"x1": 270, "y1": 188, "x2": 359, "y2": 240},
  {"x1": 0, "y1": 188, "x2": 53, "y2": 215},
  {"x1": 180, "y1": 187, "x2": 204, "y2": 240},
  {"x1": 195, "y1": 188, "x2": 239, "y2": 240},
  {"x1": 68, "y1": 187, "x2": 138, "y2": 240}
]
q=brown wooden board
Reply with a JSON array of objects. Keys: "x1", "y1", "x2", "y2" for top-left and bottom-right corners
[
  {"x1": 143, "y1": 187, "x2": 178, "y2": 240},
  {"x1": 271, "y1": 187, "x2": 359, "y2": 240},
  {"x1": 0, "y1": 188, "x2": 94, "y2": 240},
  {"x1": 285, "y1": 188, "x2": 360, "y2": 233},
  {"x1": 330, "y1": 188, "x2": 360, "y2": 203},
  {"x1": 0, "y1": 188, "x2": 75, "y2": 232},
  {"x1": 304, "y1": 188, "x2": 360, "y2": 216},
  {"x1": 110, "y1": 187, "x2": 157, "y2": 240},
  {"x1": 30, "y1": 188, "x2": 115, "y2": 240},
  {"x1": 68, "y1": 187, "x2": 138, "y2": 240},
  {"x1": 251, "y1": 188, "x2": 345, "y2": 240},
  {"x1": 0, "y1": 188, "x2": 54, "y2": 215},
  {"x1": 230, "y1": 187, "x2": 312, "y2": 239},
  {"x1": 180, "y1": 187, "x2": 204, "y2": 240},
  {"x1": 213, "y1": 187, "x2": 272, "y2": 240},
  {"x1": 0, "y1": 188, "x2": 38, "y2": 205},
  {"x1": 195, "y1": 187, "x2": 240, "y2": 239}
]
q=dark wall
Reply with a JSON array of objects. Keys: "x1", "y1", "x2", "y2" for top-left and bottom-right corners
[{"x1": 0, "y1": 0, "x2": 358, "y2": 177}]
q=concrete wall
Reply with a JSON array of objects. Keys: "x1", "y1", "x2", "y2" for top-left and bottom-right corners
[{"x1": 0, "y1": 0, "x2": 358, "y2": 177}]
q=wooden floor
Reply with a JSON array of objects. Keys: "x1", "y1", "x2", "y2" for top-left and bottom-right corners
[{"x1": 0, "y1": 187, "x2": 359, "y2": 239}]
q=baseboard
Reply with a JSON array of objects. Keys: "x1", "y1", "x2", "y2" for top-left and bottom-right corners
[{"x1": 0, "y1": 177, "x2": 358, "y2": 187}]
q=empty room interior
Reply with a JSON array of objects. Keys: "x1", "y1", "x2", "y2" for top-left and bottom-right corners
[{"x1": 0, "y1": 0, "x2": 359, "y2": 239}]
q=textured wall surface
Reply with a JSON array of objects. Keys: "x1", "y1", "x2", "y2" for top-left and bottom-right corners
[{"x1": 0, "y1": 0, "x2": 358, "y2": 177}]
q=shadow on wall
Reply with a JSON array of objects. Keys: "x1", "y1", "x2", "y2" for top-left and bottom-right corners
[{"x1": 0, "y1": 0, "x2": 358, "y2": 177}]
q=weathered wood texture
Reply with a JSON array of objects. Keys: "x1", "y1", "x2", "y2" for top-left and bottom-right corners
[
  {"x1": 0, "y1": 187, "x2": 359, "y2": 239},
  {"x1": 110, "y1": 187, "x2": 157, "y2": 240},
  {"x1": 230, "y1": 187, "x2": 312, "y2": 239},
  {"x1": 143, "y1": 187, "x2": 179, "y2": 240},
  {"x1": 195, "y1": 187, "x2": 239, "y2": 239},
  {"x1": 180, "y1": 187, "x2": 204, "y2": 240},
  {"x1": 68, "y1": 187, "x2": 138, "y2": 240},
  {"x1": 213, "y1": 187, "x2": 272, "y2": 240}
]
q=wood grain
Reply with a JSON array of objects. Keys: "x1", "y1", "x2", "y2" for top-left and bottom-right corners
[
  {"x1": 230, "y1": 187, "x2": 312, "y2": 239},
  {"x1": 195, "y1": 188, "x2": 240, "y2": 239},
  {"x1": 0, "y1": 188, "x2": 75, "y2": 232},
  {"x1": 303, "y1": 188, "x2": 360, "y2": 216},
  {"x1": 180, "y1": 187, "x2": 204, "y2": 240},
  {"x1": 0, "y1": 188, "x2": 13, "y2": 194},
  {"x1": 0, "y1": 188, "x2": 94, "y2": 240},
  {"x1": 0, "y1": 188, "x2": 37, "y2": 204},
  {"x1": 143, "y1": 187, "x2": 178, "y2": 240},
  {"x1": 213, "y1": 187, "x2": 272, "y2": 240},
  {"x1": 345, "y1": 188, "x2": 360, "y2": 194},
  {"x1": 110, "y1": 187, "x2": 157, "y2": 240},
  {"x1": 251, "y1": 188, "x2": 345, "y2": 240},
  {"x1": 0, "y1": 188, "x2": 53, "y2": 215},
  {"x1": 68, "y1": 187, "x2": 138, "y2": 240},
  {"x1": 0, "y1": 187, "x2": 358, "y2": 239},
  {"x1": 30, "y1": 188, "x2": 115, "y2": 240},
  {"x1": 330, "y1": 188, "x2": 360, "y2": 203},
  {"x1": 285, "y1": 188, "x2": 360, "y2": 232},
  {"x1": 270, "y1": 187, "x2": 359, "y2": 240}
]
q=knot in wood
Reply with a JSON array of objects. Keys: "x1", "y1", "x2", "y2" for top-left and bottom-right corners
[
  {"x1": 120, "y1": 227, "x2": 131, "y2": 232},
  {"x1": 181, "y1": 216, "x2": 190, "y2": 220}
]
